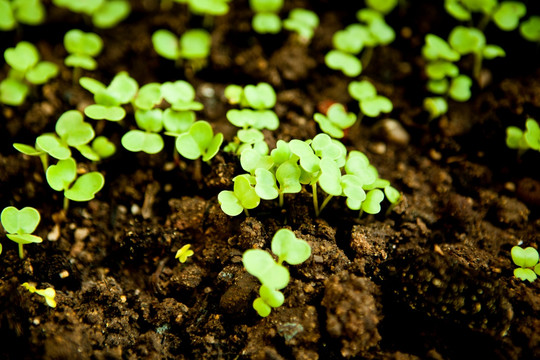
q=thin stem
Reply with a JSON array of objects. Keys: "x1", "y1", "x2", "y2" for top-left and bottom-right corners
[
  {"x1": 39, "y1": 154, "x2": 48, "y2": 173},
  {"x1": 244, "y1": 208, "x2": 250, "y2": 217},
  {"x1": 358, "y1": 209, "x2": 364, "y2": 219},
  {"x1": 477, "y1": 13, "x2": 491, "y2": 31},
  {"x1": 473, "y1": 53, "x2": 483, "y2": 83},
  {"x1": 279, "y1": 192, "x2": 284, "y2": 208},
  {"x1": 63, "y1": 197, "x2": 70, "y2": 213},
  {"x1": 18, "y1": 243, "x2": 24, "y2": 259},
  {"x1": 312, "y1": 183, "x2": 319, "y2": 216},
  {"x1": 360, "y1": 47, "x2": 374, "y2": 70},
  {"x1": 318, "y1": 194, "x2": 334, "y2": 215}
]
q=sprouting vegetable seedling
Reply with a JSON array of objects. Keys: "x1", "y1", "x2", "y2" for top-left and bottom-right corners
[
  {"x1": 444, "y1": 0, "x2": 526, "y2": 32},
  {"x1": 176, "y1": 244, "x2": 194, "y2": 263},
  {"x1": 348, "y1": 80, "x2": 393, "y2": 118},
  {"x1": 52, "y1": 0, "x2": 131, "y2": 28},
  {"x1": 218, "y1": 174, "x2": 261, "y2": 216},
  {"x1": 45, "y1": 157, "x2": 105, "y2": 210},
  {"x1": 80, "y1": 71, "x2": 138, "y2": 121},
  {"x1": 1, "y1": 206, "x2": 43, "y2": 259},
  {"x1": 0, "y1": 41, "x2": 59, "y2": 106},
  {"x1": 313, "y1": 103, "x2": 356, "y2": 139},
  {"x1": 21, "y1": 282, "x2": 57, "y2": 308},
  {"x1": 283, "y1": 8, "x2": 319, "y2": 44},
  {"x1": 520, "y1": 16, "x2": 540, "y2": 42},
  {"x1": 122, "y1": 109, "x2": 165, "y2": 154},
  {"x1": 243, "y1": 228, "x2": 311, "y2": 317},
  {"x1": 152, "y1": 28, "x2": 212, "y2": 71},
  {"x1": 511, "y1": 246, "x2": 540, "y2": 282},
  {"x1": 250, "y1": 0, "x2": 284, "y2": 34},
  {"x1": 0, "y1": 0, "x2": 46, "y2": 31},
  {"x1": 325, "y1": 24, "x2": 365, "y2": 77},
  {"x1": 174, "y1": 120, "x2": 223, "y2": 162},
  {"x1": 64, "y1": 29, "x2": 103, "y2": 79},
  {"x1": 506, "y1": 118, "x2": 540, "y2": 155}
]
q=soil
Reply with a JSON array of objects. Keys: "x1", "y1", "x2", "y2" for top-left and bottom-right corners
[{"x1": 1, "y1": 1, "x2": 539, "y2": 359}]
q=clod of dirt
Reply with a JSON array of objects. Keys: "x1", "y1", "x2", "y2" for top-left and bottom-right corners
[
  {"x1": 494, "y1": 196, "x2": 529, "y2": 227},
  {"x1": 322, "y1": 271, "x2": 382, "y2": 358},
  {"x1": 516, "y1": 177, "x2": 540, "y2": 207}
]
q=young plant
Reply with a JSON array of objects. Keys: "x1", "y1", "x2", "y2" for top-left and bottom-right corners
[
  {"x1": 444, "y1": 0, "x2": 526, "y2": 31},
  {"x1": 80, "y1": 71, "x2": 138, "y2": 121},
  {"x1": 506, "y1": 118, "x2": 540, "y2": 154},
  {"x1": 64, "y1": 29, "x2": 103, "y2": 79},
  {"x1": 249, "y1": 0, "x2": 283, "y2": 34},
  {"x1": 313, "y1": 103, "x2": 356, "y2": 139},
  {"x1": 348, "y1": 80, "x2": 393, "y2": 118},
  {"x1": 174, "y1": 121, "x2": 223, "y2": 162},
  {"x1": 511, "y1": 246, "x2": 540, "y2": 282},
  {"x1": 152, "y1": 28, "x2": 212, "y2": 71},
  {"x1": 176, "y1": 244, "x2": 194, "y2": 263},
  {"x1": 21, "y1": 282, "x2": 56, "y2": 308},
  {"x1": 45, "y1": 157, "x2": 105, "y2": 210},
  {"x1": 242, "y1": 228, "x2": 311, "y2": 317},
  {"x1": 218, "y1": 174, "x2": 260, "y2": 216},
  {"x1": 52, "y1": 0, "x2": 131, "y2": 28},
  {"x1": 1, "y1": 206, "x2": 42, "y2": 259},
  {"x1": 0, "y1": 41, "x2": 59, "y2": 106},
  {"x1": 520, "y1": 16, "x2": 540, "y2": 42},
  {"x1": 122, "y1": 109, "x2": 165, "y2": 154},
  {"x1": 0, "y1": 0, "x2": 46, "y2": 31},
  {"x1": 283, "y1": 8, "x2": 319, "y2": 44}
]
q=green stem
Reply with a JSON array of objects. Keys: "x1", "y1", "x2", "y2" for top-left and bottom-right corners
[
  {"x1": 63, "y1": 196, "x2": 70, "y2": 213},
  {"x1": 358, "y1": 209, "x2": 364, "y2": 219},
  {"x1": 279, "y1": 192, "x2": 284, "y2": 208},
  {"x1": 244, "y1": 208, "x2": 250, "y2": 217},
  {"x1": 39, "y1": 154, "x2": 48, "y2": 173},
  {"x1": 18, "y1": 243, "x2": 24, "y2": 259},
  {"x1": 312, "y1": 183, "x2": 319, "y2": 216},
  {"x1": 318, "y1": 194, "x2": 333, "y2": 215},
  {"x1": 360, "y1": 47, "x2": 374, "y2": 70},
  {"x1": 473, "y1": 53, "x2": 483, "y2": 83},
  {"x1": 477, "y1": 13, "x2": 491, "y2": 31}
]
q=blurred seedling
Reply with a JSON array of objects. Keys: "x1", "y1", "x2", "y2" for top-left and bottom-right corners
[
  {"x1": 64, "y1": 29, "x2": 103, "y2": 81},
  {"x1": 242, "y1": 228, "x2": 311, "y2": 317},
  {"x1": 176, "y1": 244, "x2": 194, "y2": 263},
  {"x1": 283, "y1": 8, "x2": 319, "y2": 44},
  {"x1": 45, "y1": 157, "x2": 105, "y2": 211},
  {"x1": 511, "y1": 246, "x2": 540, "y2": 282},
  {"x1": 80, "y1": 71, "x2": 138, "y2": 121},
  {"x1": 313, "y1": 103, "x2": 356, "y2": 139},
  {"x1": 444, "y1": 0, "x2": 526, "y2": 31},
  {"x1": 250, "y1": 0, "x2": 283, "y2": 34},
  {"x1": 52, "y1": 0, "x2": 131, "y2": 28},
  {"x1": 0, "y1": 41, "x2": 59, "y2": 106},
  {"x1": 1, "y1": 206, "x2": 42, "y2": 259},
  {"x1": 122, "y1": 109, "x2": 165, "y2": 154},
  {"x1": 520, "y1": 16, "x2": 540, "y2": 42},
  {"x1": 21, "y1": 282, "x2": 56, "y2": 308},
  {"x1": 225, "y1": 128, "x2": 269, "y2": 156},
  {"x1": 152, "y1": 28, "x2": 211, "y2": 72},
  {"x1": 218, "y1": 174, "x2": 260, "y2": 216},
  {"x1": 348, "y1": 80, "x2": 393, "y2": 120},
  {"x1": 506, "y1": 118, "x2": 540, "y2": 155},
  {"x1": 0, "y1": 0, "x2": 46, "y2": 31}
]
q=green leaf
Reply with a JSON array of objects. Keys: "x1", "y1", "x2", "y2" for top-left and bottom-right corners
[
  {"x1": 276, "y1": 160, "x2": 302, "y2": 194},
  {"x1": 163, "y1": 109, "x2": 195, "y2": 134},
  {"x1": 493, "y1": 2, "x2": 526, "y2": 31},
  {"x1": 0, "y1": 0, "x2": 15, "y2": 30},
  {"x1": 218, "y1": 190, "x2": 243, "y2": 216},
  {"x1": 448, "y1": 75, "x2": 472, "y2": 102},
  {"x1": 64, "y1": 29, "x2": 103, "y2": 57},
  {"x1": 243, "y1": 249, "x2": 289, "y2": 289},
  {"x1": 56, "y1": 110, "x2": 95, "y2": 146},
  {"x1": 91, "y1": 136, "x2": 116, "y2": 158},
  {"x1": 250, "y1": 0, "x2": 283, "y2": 13},
  {"x1": 6, "y1": 233, "x2": 43, "y2": 245},
  {"x1": 234, "y1": 174, "x2": 260, "y2": 210},
  {"x1": 325, "y1": 50, "x2": 362, "y2": 77},
  {"x1": 244, "y1": 83, "x2": 276, "y2": 109},
  {"x1": 384, "y1": 185, "x2": 401, "y2": 204},
  {"x1": 13, "y1": 143, "x2": 42, "y2": 156},
  {"x1": 259, "y1": 285, "x2": 284, "y2": 307},
  {"x1": 1, "y1": 206, "x2": 41, "y2": 234},
  {"x1": 424, "y1": 97, "x2": 448, "y2": 119},
  {"x1": 255, "y1": 168, "x2": 279, "y2": 200},
  {"x1": 252, "y1": 12, "x2": 282, "y2": 34},
  {"x1": 25, "y1": 61, "x2": 59, "y2": 84},
  {"x1": 161, "y1": 80, "x2": 196, "y2": 104},
  {"x1": 360, "y1": 95, "x2": 393, "y2": 117},
  {"x1": 505, "y1": 126, "x2": 526, "y2": 150},
  {"x1": 449, "y1": 26, "x2": 486, "y2": 55},
  {"x1": 511, "y1": 246, "x2": 540, "y2": 268},
  {"x1": 520, "y1": 16, "x2": 540, "y2": 42},
  {"x1": 46, "y1": 157, "x2": 77, "y2": 191},
  {"x1": 135, "y1": 109, "x2": 163, "y2": 133},
  {"x1": 283, "y1": 8, "x2": 319, "y2": 42},
  {"x1": 349, "y1": 80, "x2": 377, "y2": 101},
  {"x1": 271, "y1": 229, "x2": 311, "y2": 265},
  {"x1": 514, "y1": 268, "x2": 537, "y2": 282},
  {"x1": 107, "y1": 71, "x2": 138, "y2": 104},
  {"x1": 366, "y1": 0, "x2": 397, "y2": 14},
  {"x1": 289, "y1": 139, "x2": 320, "y2": 174},
  {"x1": 444, "y1": 0, "x2": 471, "y2": 21},
  {"x1": 425, "y1": 61, "x2": 459, "y2": 80},
  {"x1": 179, "y1": 29, "x2": 211, "y2": 59},
  {"x1": 4, "y1": 41, "x2": 39, "y2": 73},
  {"x1": 65, "y1": 172, "x2": 105, "y2": 201},
  {"x1": 91, "y1": 0, "x2": 131, "y2": 29},
  {"x1": 253, "y1": 297, "x2": 272, "y2": 317},
  {"x1": 79, "y1": 77, "x2": 106, "y2": 94},
  {"x1": 134, "y1": 82, "x2": 162, "y2": 110},
  {"x1": 84, "y1": 104, "x2": 126, "y2": 121},
  {"x1": 121, "y1": 130, "x2": 164, "y2": 154},
  {"x1": 422, "y1": 34, "x2": 460, "y2": 61},
  {"x1": 36, "y1": 133, "x2": 71, "y2": 160},
  {"x1": 333, "y1": 24, "x2": 366, "y2": 54},
  {"x1": 65, "y1": 54, "x2": 97, "y2": 70},
  {"x1": 0, "y1": 78, "x2": 29, "y2": 106},
  {"x1": 362, "y1": 189, "x2": 384, "y2": 214},
  {"x1": 341, "y1": 174, "x2": 367, "y2": 210},
  {"x1": 318, "y1": 158, "x2": 342, "y2": 196},
  {"x1": 482, "y1": 45, "x2": 505, "y2": 59},
  {"x1": 524, "y1": 118, "x2": 540, "y2": 150}
]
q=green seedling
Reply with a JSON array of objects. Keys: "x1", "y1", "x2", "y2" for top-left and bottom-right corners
[
  {"x1": 218, "y1": 174, "x2": 260, "y2": 216},
  {"x1": 492, "y1": 2, "x2": 527, "y2": 31},
  {"x1": 52, "y1": 0, "x2": 130, "y2": 28},
  {"x1": 224, "y1": 82, "x2": 277, "y2": 110},
  {"x1": 250, "y1": 0, "x2": 283, "y2": 34},
  {"x1": 176, "y1": 244, "x2": 194, "y2": 263},
  {"x1": 80, "y1": 71, "x2": 138, "y2": 121},
  {"x1": 506, "y1": 118, "x2": 540, "y2": 154},
  {"x1": 0, "y1": 41, "x2": 59, "y2": 106},
  {"x1": 77, "y1": 136, "x2": 116, "y2": 161},
  {"x1": 445, "y1": 0, "x2": 525, "y2": 31},
  {"x1": 283, "y1": 8, "x2": 319, "y2": 44},
  {"x1": 161, "y1": 80, "x2": 203, "y2": 111},
  {"x1": 64, "y1": 29, "x2": 103, "y2": 79},
  {"x1": 0, "y1": 0, "x2": 45, "y2": 31},
  {"x1": 423, "y1": 97, "x2": 449, "y2": 120},
  {"x1": 422, "y1": 33, "x2": 460, "y2": 62},
  {"x1": 1, "y1": 206, "x2": 42, "y2": 259},
  {"x1": 243, "y1": 228, "x2": 311, "y2": 317},
  {"x1": 134, "y1": 83, "x2": 162, "y2": 110},
  {"x1": 313, "y1": 103, "x2": 356, "y2": 139},
  {"x1": 511, "y1": 246, "x2": 540, "y2": 282},
  {"x1": 366, "y1": 0, "x2": 398, "y2": 14},
  {"x1": 175, "y1": 0, "x2": 231, "y2": 16},
  {"x1": 240, "y1": 147, "x2": 273, "y2": 174},
  {"x1": 520, "y1": 16, "x2": 540, "y2": 42},
  {"x1": 356, "y1": 9, "x2": 395, "y2": 46},
  {"x1": 21, "y1": 282, "x2": 56, "y2": 308},
  {"x1": 348, "y1": 80, "x2": 393, "y2": 118},
  {"x1": 152, "y1": 29, "x2": 211, "y2": 70},
  {"x1": 325, "y1": 24, "x2": 365, "y2": 77},
  {"x1": 225, "y1": 128, "x2": 269, "y2": 156},
  {"x1": 122, "y1": 109, "x2": 164, "y2": 154},
  {"x1": 227, "y1": 109, "x2": 279, "y2": 131},
  {"x1": 46, "y1": 157, "x2": 105, "y2": 210},
  {"x1": 175, "y1": 121, "x2": 223, "y2": 161}
]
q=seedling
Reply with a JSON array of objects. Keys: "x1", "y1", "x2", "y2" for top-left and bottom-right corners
[
  {"x1": 179, "y1": 0, "x2": 230, "y2": 16},
  {"x1": 348, "y1": 80, "x2": 393, "y2": 118},
  {"x1": 1, "y1": 206, "x2": 42, "y2": 259},
  {"x1": 122, "y1": 109, "x2": 164, "y2": 154},
  {"x1": 325, "y1": 24, "x2": 364, "y2": 77},
  {"x1": 506, "y1": 118, "x2": 540, "y2": 154},
  {"x1": 52, "y1": 0, "x2": 131, "y2": 28},
  {"x1": 250, "y1": 0, "x2": 283, "y2": 34},
  {"x1": 423, "y1": 97, "x2": 449, "y2": 120},
  {"x1": 445, "y1": 0, "x2": 526, "y2": 31},
  {"x1": 152, "y1": 28, "x2": 211, "y2": 71},
  {"x1": 492, "y1": 2, "x2": 527, "y2": 31},
  {"x1": 225, "y1": 128, "x2": 269, "y2": 156},
  {"x1": 366, "y1": 0, "x2": 398, "y2": 14},
  {"x1": 243, "y1": 228, "x2": 311, "y2": 317},
  {"x1": 511, "y1": 246, "x2": 540, "y2": 282},
  {"x1": 313, "y1": 103, "x2": 356, "y2": 139},
  {"x1": 0, "y1": 0, "x2": 46, "y2": 31},
  {"x1": 176, "y1": 244, "x2": 194, "y2": 263},
  {"x1": 520, "y1": 16, "x2": 540, "y2": 42},
  {"x1": 21, "y1": 282, "x2": 56, "y2": 308},
  {"x1": 134, "y1": 83, "x2": 163, "y2": 110},
  {"x1": 161, "y1": 80, "x2": 203, "y2": 111},
  {"x1": 283, "y1": 8, "x2": 319, "y2": 44},
  {"x1": 80, "y1": 71, "x2": 138, "y2": 121},
  {"x1": 76, "y1": 136, "x2": 116, "y2": 161},
  {"x1": 218, "y1": 174, "x2": 260, "y2": 216},
  {"x1": 64, "y1": 29, "x2": 103, "y2": 80},
  {"x1": 174, "y1": 121, "x2": 223, "y2": 162},
  {"x1": 0, "y1": 41, "x2": 59, "y2": 106},
  {"x1": 45, "y1": 157, "x2": 105, "y2": 210}
]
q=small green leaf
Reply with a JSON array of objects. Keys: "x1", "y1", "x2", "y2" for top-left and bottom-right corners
[
  {"x1": 0, "y1": 78, "x2": 29, "y2": 106},
  {"x1": 91, "y1": 0, "x2": 130, "y2": 29},
  {"x1": 46, "y1": 157, "x2": 77, "y2": 191},
  {"x1": 362, "y1": 189, "x2": 385, "y2": 214},
  {"x1": 244, "y1": 83, "x2": 276, "y2": 109},
  {"x1": 218, "y1": 190, "x2": 244, "y2": 216},
  {"x1": 179, "y1": 29, "x2": 211, "y2": 59},
  {"x1": 448, "y1": 75, "x2": 472, "y2": 102},
  {"x1": 64, "y1": 29, "x2": 103, "y2": 57},
  {"x1": 243, "y1": 249, "x2": 289, "y2": 289},
  {"x1": 56, "y1": 110, "x2": 94, "y2": 146},
  {"x1": 449, "y1": 26, "x2": 485, "y2": 55},
  {"x1": 520, "y1": 16, "x2": 540, "y2": 42},
  {"x1": 4, "y1": 41, "x2": 39, "y2": 73},
  {"x1": 64, "y1": 172, "x2": 105, "y2": 201},
  {"x1": 271, "y1": 229, "x2": 311, "y2": 265},
  {"x1": 259, "y1": 285, "x2": 285, "y2": 308},
  {"x1": 325, "y1": 50, "x2": 362, "y2": 77},
  {"x1": 121, "y1": 130, "x2": 164, "y2": 154},
  {"x1": 1, "y1": 206, "x2": 41, "y2": 235},
  {"x1": 252, "y1": 12, "x2": 282, "y2": 34},
  {"x1": 26, "y1": 61, "x2": 59, "y2": 85},
  {"x1": 493, "y1": 2, "x2": 526, "y2": 31},
  {"x1": 511, "y1": 246, "x2": 540, "y2": 268},
  {"x1": 36, "y1": 134, "x2": 71, "y2": 160},
  {"x1": 255, "y1": 168, "x2": 279, "y2": 200}
]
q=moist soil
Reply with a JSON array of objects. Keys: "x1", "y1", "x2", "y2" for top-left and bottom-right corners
[{"x1": 1, "y1": 1, "x2": 539, "y2": 359}]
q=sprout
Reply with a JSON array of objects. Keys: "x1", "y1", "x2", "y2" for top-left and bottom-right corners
[
  {"x1": 46, "y1": 157, "x2": 105, "y2": 210},
  {"x1": 174, "y1": 121, "x2": 223, "y2": 162},
  {"x1": 0, "y1": 0, "x2": 46, "y2": 31},
  {"x1": 64, "y1": 29, "x2": 103, "y2": 73},
  {"x1": 520, "y1": 16, "x2": 540, "y2": 42},
  {"x1": 366, "y1": 0, "x2": 398, "y2": 14},
  {"x1": 492, "y1": 2, "x2": 526, "y2": 31},
  {"x1": 283, "y1": 8, "x2": 319, "y2": 43},
  {"x1": 313, "y1": 103, "x2": 356, "y2": 139},
  {"x1": 52, "y1": 0, "x2": 130, "y2": 28},
  {"x1": 122, "y1": 109, "x2": 164, "y2": 154},
  {"x1": 348, "y1": 80, "x2": 393, "y2": 117},
  {"x1": 511, "y1": 246, "x2": 540, "y2": 282},
  {"x1": 78, "y1": 136, "x2": 116, "y2": 160},
  {"x1": 1, "y1": 206, "x2": 42, "y2": 259},
  {"x1": 422, "y1": 34, "x2": 460, "y2": 62},
  {"x1": 152, "y1": 28, "x2": 211, "y2": 70},
  {"x1": 81, "y1": 71, "x2": 138, "y2": 121},
  {"x1": 249, "y1": 0, "x2": 283, "y2": 34},
  {"x1": 0, "y1": 41, "x2": 59, "y2": 106},
  {"x1": 176, "y1": 244, "x2": 194, "y2": 263},
  {"x1": 161, "y1": 80, "x2": 203, "y2": 111},
  {"x1": 184, "y1": 0, "x2": 231, "y2": 16},
  {"x1": 254, "y1": 168, "x2": 279, "y2": 200},
  {"x1": 134, "y1": 83, "x2": 162, "y2": 110},
  {"x1": 506, "y1": 118, "x2": 540, "y2": 154},
  {"x1": 423, "y1": 97, "x2": 448, "y2": 120},
  {"x1": 243, "y1": 228, "x2": 310, "y2": 317},
  {"x1": 218, "y1": 174, "x2": 260, "y2": 216},
  {"x1": 21, "y1": 282, "x2": 56, "y2": 308}
]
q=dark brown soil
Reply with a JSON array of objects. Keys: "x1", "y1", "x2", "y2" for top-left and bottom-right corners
[{"x1": 1, "y1": 1, "x2": 539, "y2": 359}]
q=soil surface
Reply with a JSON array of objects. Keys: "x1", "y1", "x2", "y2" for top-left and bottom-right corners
[{"x1": 1, "y1": 1, "x2": 539, "y2": 359}]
